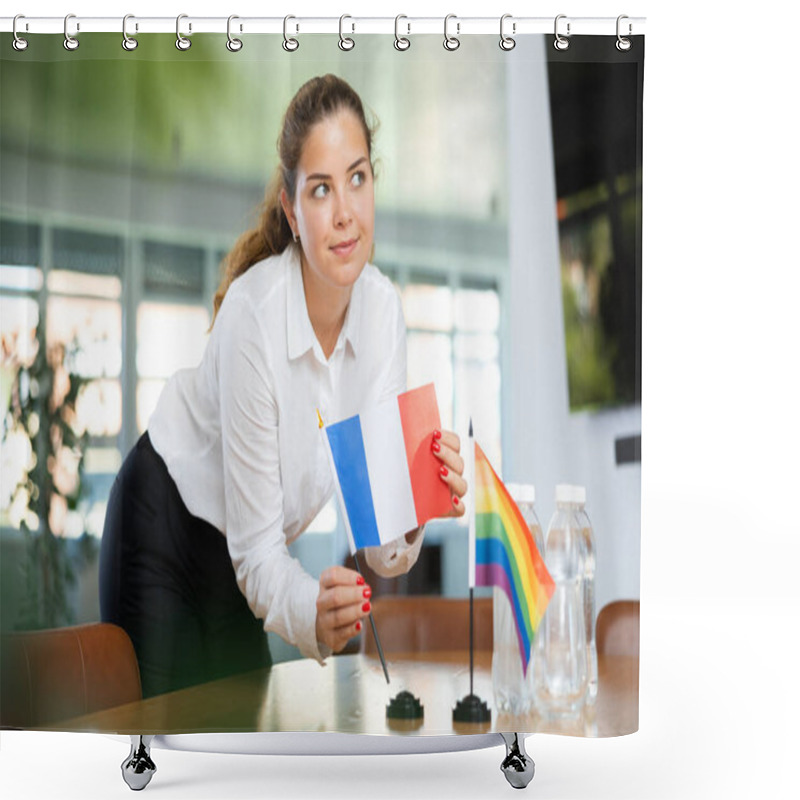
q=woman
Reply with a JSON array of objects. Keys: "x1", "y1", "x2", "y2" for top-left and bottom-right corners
[{"x1": 99, "y1": 74, "x2": 467, "y2": 699}]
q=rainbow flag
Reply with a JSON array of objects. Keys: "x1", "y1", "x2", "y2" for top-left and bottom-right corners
[{"x1": 471, "y1": 442, "x2": 555, "y2": 675}]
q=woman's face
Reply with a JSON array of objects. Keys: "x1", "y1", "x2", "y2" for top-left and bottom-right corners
[{"x1": 281, "y1": 109, "x2": 374, "y2": 291}]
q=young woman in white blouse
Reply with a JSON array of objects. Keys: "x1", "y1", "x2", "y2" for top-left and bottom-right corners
[{"x1": 99, "y1": 74, "x2": 467, "y2": 698}]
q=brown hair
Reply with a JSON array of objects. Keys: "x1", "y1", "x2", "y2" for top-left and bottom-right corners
[{"x1": 211, "y1": 74, "x2": 377, "y2": 326}]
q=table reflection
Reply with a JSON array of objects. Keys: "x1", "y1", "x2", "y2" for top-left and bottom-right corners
[{"x1": 48, "y1": 651, "x2": 637, "y2": 738}]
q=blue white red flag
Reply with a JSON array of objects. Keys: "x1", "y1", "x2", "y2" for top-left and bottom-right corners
[{"x1": 321, "y1": 384, "x2": 451, "y2": 554}]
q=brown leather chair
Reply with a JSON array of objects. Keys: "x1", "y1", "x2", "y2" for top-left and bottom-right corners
[
  {"x1": 361, "y1": 595, "x2": 493, "y2": 656},
  {"x1": 0, "y1": 622, "x2": 142, "y2": 728},
  {"x1": 596, "y1": 600, "x2": 640, "y2": 657}
]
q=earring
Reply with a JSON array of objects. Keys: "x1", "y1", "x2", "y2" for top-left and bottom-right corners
[{"x1": 293, "y1": 230, "x2": 299, "y2": 243}]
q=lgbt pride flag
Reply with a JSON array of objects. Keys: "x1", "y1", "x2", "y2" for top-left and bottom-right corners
[
  {"x1": 322, "y1": 384, "x2": 452, "y2": 555},
  {"x1": 470, "y1": 441, "x2": 555, "y2": 675}
]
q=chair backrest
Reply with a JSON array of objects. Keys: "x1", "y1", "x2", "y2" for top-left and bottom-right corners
[
  {"x1": 596, "y1": 600, "x2": 640, "y2": 657},
  {"x1": 362, "y1": 595, "x2": 493, "y2": 655},
  {"x1": 0, "y1": 622, "x2": 142, "y2": 728}
]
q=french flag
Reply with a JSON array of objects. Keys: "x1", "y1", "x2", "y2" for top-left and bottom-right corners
[{"x1": 322, "y1": 384, "x2": 452, "y2": 554}]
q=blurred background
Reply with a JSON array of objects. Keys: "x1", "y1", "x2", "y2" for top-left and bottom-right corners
[{"x1": 0, "y1": 33, "x2": 641, "y2": 663}]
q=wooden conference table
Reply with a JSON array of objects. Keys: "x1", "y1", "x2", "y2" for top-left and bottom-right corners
[{"x1": 47, "y1": 651, "x2": 638, "y2": 738}]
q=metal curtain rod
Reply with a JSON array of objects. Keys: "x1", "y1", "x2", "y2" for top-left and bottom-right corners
[{"x1": 1, "y1": 15, "x2": 646, "y2": 36}]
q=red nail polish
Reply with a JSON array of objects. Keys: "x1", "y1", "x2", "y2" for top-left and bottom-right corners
[
  {"x1": 363, "y1": 587, "x2": 372, "y2": 599},
  {"x1": 356, "y1": 575, "x2": 365, "y2": 585},
  {"x1": 432, "y1": 441, "x2": 441, "y2": 453},
  {"x1": 440, "y1": 465, "x2": 449, "y2": 477},
  {"x1": 362, "y1": 602, "x2": 371, "y2": 613},
  {"x1": 356, "y1": 621, "x2": 362, "y2": 632},
  {"x1": 452, "y1": 496, "x2": 460, "y2": 507},
  {"x1": 433, "y1": 430, "x2": 442, "y2": 440}
]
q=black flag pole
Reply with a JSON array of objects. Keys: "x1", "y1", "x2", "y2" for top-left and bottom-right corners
[
  {"x1": 353, "y1": 554, "x2": 425, "y2": 725},
  {"x1": 318, "y1": 408, "x2": 390, "y2": 685},
  {"x1": 469, "y1": 418, "x2": 475, "y2": 696},
  {"x1": 470, "y1": 586, "x2": 474, "y2": 697},
  {"x1": 453, "y1": 418, "x2": 491, "y2": 724},
  {"x1": 353, "y1": 551, "x2": 390, "y2": 685}
]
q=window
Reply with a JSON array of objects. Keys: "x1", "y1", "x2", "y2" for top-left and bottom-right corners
[
  {"x1": 136, "y1": 302, "x2": 209, "y2": 432},
  {"x1": 0, "y1": 282, "x2": 40, "y2": 530},
  {"x1": 47, "y1": 230, "x2": 124, "y2": 537},
  {"x1": 1, "y1": 222, "x2": 43, "y2": 531},
  {"x1": 392, "y1": 268, "x2": 503, "y2": 470},
  {"x1": 453, "y1": 281, "x2": 502, "y2": 468},
  {"x1": 0, "y1": 222, "x2": 124, "y2": 537},
  {"x1": 136, "y1": 241, "x2": 210, "y2": 431}
]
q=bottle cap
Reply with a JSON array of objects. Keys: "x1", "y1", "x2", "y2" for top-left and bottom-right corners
[
  {"x1": 507, "y1": 483, "x2": 535, "y2": 504},
  {"x1": 555, "y1": 484, "x2": 585, "y2": 504}
]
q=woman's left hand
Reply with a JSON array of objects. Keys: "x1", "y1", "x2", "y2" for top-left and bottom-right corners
[{"x1": 432, "y1": 429, "x2": 467, "y2": 517}]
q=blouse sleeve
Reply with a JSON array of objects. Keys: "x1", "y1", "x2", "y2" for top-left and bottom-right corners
[
  {"x1": 217, "y1": 296, "x2": 329, "y2": 664},
  {"x1": 364, "y1": 288, "x2": 427, "y2": 578}
]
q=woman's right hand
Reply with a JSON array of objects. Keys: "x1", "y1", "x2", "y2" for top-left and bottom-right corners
[{"x1": 315, "y1": 566, "x2": 372, "y2": 653}]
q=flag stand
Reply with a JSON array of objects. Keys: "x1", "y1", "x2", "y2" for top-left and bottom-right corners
[
  {"x1": 453, "y1": 420, "x2": 491, "y2": 724},
  {"x1": 453, "y1": 586, "x2": 491, "y2": 723}
]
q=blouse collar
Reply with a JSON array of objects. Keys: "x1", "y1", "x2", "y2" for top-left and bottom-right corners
[{"x1": 286, "y1": 243, "x2": 362, "y2": 362}]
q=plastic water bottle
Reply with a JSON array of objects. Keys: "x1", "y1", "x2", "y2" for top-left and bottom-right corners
[
  {"x1": 534, "y1": 484, "x2": 588, "y2": 718},
  {"x1": 574, "y1": 486, "x2": 598, "y2": 705},
  {"x1": 492, "y1": 484, "x2": 544, "y2": 715}
]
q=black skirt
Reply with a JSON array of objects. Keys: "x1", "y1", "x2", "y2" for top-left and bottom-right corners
[{"x1": 99, "y1": 432, "x2": 272, "y2": 698}]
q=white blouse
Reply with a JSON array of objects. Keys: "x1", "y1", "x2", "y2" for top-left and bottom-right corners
[{"x1": 148, "y1": 244, "x2": 424, "y2": 663}]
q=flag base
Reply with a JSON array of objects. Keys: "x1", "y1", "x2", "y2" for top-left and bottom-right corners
[
  {"x1": 386, "y1": 690, "x2": 424, "y2": 720},
  {"x1": 452, "y1": 693, "x2": 491, "y2": 724}
]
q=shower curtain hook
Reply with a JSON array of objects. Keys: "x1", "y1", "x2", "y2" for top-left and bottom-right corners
[
  {"x1": 339, "y1": 15, "x2": 355, "y2": 51},
  {"x1": 226, "y1": 15, "x2": 243, "y2": 52},
  {"x1": 499, "y1": 14, "x2": 516, "y2": 51},
  {"x1": 283, "y1": 15, "x2": 299, "y2": 52},
  {"x1": 122, "y1": 15, "x2": 138, "y2": 51},
  {"x1": 394, "y1": 15, "x2": 410, "y2": 51},
  {"x1": 176, "y1": 14, "x2": 191, "y2": 51},
  {"x1": 64, "y1": 13, "x2": 79, "y2": 51},
  {"x1": 12, "y1": 15, "x2": 29, "y2": 51},
  {"x1": 554, "y1": 14, "x2": 570, "y2": 51},
  {"x1": 443, "y1": 14, "x2": 460, "y2": 51},
  {"x1": 616, "y1": 15, "x2": 632, "y2": 51}
]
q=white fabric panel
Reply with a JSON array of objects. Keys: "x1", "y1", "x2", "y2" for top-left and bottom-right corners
[{"x1": 360, "y1": 401, "x2": 418, "y2": 545}]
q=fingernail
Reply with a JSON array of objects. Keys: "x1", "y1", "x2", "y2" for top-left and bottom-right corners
[
  {"x1": 439, "y1": 465, "x2": 449, "y2": 478},
  {"x1": 363, "y1": 587, "x2": 372, "y2": 599},
  {"x1": 362, "y1": 602, "x2": 371, "y2": 613},
  {"x1": 356, "y1": 575, "x2": 365, "y2": 585},
  {"x1": 356, "y1": 621, "x2": 362, "y2": 632},
  {"x1": 433, "y1": 430, "x2": 442, "y2": 440},
  {"x1": 452, "y1": 496, "x2": 460, "y2": 507},
  {"x1": 431, "y1": 441, "x2": 441, "y2": 453}
]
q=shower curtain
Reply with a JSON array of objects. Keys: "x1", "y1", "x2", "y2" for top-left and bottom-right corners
[{"x1": 0, "y1": 20, "x2": 643, "y2": 743}]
